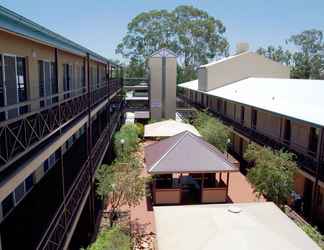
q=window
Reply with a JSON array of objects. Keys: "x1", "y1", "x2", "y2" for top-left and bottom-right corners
[
  {"x1": 25, "y1": 174, "x2": 34, "y2": 192},
  {"x1": 16, "y1": 57, "x2": 28, "y2": 114},
  {"x1": 63, "y1": 64, "x2": 71, "y2": 99},
  {"x1": 1, "y1": 193, "x2": 14, "y2": 217},
  {"x1": 240, "y1": 106, "x2": 245, "y2": 125},
  {"x1": 251, "y1": 109, "x2": 257, "y2": 129},
  {"x1": 217, "y1": 99, "x2": 222, "y2": 112},
  {"x1": 283, "y1": 119, "x2": 291, "y2": 143},
  {"x1": 43, "y1": 159, "x2": 49, "y2": 173},
  {"x1": 14, "y1": 182, "x2": 25, "y2": 204},
  {"x1": 0, "y1": 55, "x2": 5, "y2": 121},
  {"x1": 224, "y1": 101, "x2": 227, "y2": 115},
  {"x1": 309, "y1": 127, "x2": 319, "y2": 154}
]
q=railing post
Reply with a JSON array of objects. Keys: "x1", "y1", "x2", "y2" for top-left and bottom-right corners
[
  {"x1": 55, "y1": 48, "x2": 68, "y2": 229},
  {"x1": 86, "y1": 53, "x2": 96, "y2": 230}
]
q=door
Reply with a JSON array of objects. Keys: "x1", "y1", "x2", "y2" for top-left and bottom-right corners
[
  {"x1": 44, "y1": 61, "x2": 51, "y2": 106},
  {"x1": 4, "y1": 55, "x2": 18, "y2": 119},
  {"x1": 303, "y1": 178, "x2": 313, "y2": 217}
]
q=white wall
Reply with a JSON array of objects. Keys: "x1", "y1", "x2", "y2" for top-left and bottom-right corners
[{"x1": 199, "y1": 52, "x2": 290, "y2": 91}]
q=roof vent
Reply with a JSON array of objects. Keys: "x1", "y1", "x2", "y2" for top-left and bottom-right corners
[
  {"x1": 228, "y1": 205, "x2": 242, "y2": 213},
  {"x1": 236, "y1": 42, "x2": 249, "y2": 54}
]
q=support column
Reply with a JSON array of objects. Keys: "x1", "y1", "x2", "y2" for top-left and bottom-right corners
[
  {"x1": 86, "y1": 53, "x2": 95, "y2": 231},
  {"x1": 201, "y1": 173, "x2": 204, "y2": 203},
  {"x1": 312, "y1": 127, "x2": 323, "y2": 221},
  {"x1": 226, "y1": 172, "x2": 230, "y2": 197}
]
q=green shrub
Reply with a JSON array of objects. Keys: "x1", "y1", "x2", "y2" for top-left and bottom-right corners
[
  {"x1": 193, "y1": 111, "x2": 230, "y2": 152},
  {"x1": 299, "y1": 224, "x2": 324, "y2": 248},
  {"x1": 134, "y1": 123, "x2": 144, "y2": 138},
  {"x1": 114, "y1": 124, "x2": 139, "y2": 158},
  {"x1": 85, "y1": 226, "x2": 131, "y2": 250},
  {"x1": 245, "y1": 143, "x2": 297, "y2": 207}
]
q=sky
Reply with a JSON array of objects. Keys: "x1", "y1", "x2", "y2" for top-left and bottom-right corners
[{"x1": 1, "y1": 0, "x2": 323, "y2": 62}]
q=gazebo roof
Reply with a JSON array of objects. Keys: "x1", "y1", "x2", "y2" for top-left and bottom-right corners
[
  {"x1": 144, "y1": 120, "x2": 201, "y2": 138},
  {"x1": 145, "y1": 131, "x2": 238, "y2": 174}
]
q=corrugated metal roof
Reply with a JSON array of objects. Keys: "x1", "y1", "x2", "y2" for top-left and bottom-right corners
[
  {"x1": 145, "y1": 131, "x2": 238, "y2": 174},
  {"x1": 0, "y1": 5, "x2": 112, "y2": 64},
  {"x1": 144, "y1": 120, "x2": 201, "y2": 137},
  {"x1": 179, "y1": 77, "x2": 324, "y2": 127}
]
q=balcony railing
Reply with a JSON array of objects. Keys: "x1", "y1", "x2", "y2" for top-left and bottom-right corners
[
  {"x1": 179, "y1": 94, "x2": 324, "y2": 181},
  {"x1": 36, "y1": 110, "x2": 122, "y2": 250},
  {"x1": 0, "y1": 79, "x2": 123, "y2": 173}
]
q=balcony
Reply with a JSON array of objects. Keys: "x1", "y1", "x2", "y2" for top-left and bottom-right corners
[
  {"x1": 178, "y1": 94, "x2": 324, "y2": 182},
  {"x1": 0, "y1": 78, "x2": 123, "y2": 176},
  {"x1": 36, "y1": 105, "x2": 123, "y2": 250}
]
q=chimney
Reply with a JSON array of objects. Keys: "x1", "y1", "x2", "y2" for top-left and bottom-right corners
[{"x1": 236, "y1": 42, "x2": 249, "y2": 54}]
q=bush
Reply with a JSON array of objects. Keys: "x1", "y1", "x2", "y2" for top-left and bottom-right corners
[
  {"x1": 114, "y1": 124, "x2": 139, "y2": 158},
  {"x1": 134, "y1": 123, "x2": 144, "y2": 138},
  {"x1": 85, "y1": 226, "x2": 131, "y2": 250},
  {"x1": 300, "y1": 224, "x2": 324, "y2": 248},
  {"x1": 245, "y1": 143, "x2": 297, "y2": 207},
  {"x1": 193, "y1": 111, "x2": 230, "y2": 152}
]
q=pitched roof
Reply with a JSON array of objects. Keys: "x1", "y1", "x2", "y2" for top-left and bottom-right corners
[
  {"x1": 150, "y1": 48, "x2": 177, "y2": 58},
  {"x1": 145, "y1": 131, "x2": 238, "y2": 174},
  {"x1": 179, "y1": 77, "x2": 324, "y2": 127},
  {"x1": 144, "y1": 120, "x2": 201, "y2": 138}
]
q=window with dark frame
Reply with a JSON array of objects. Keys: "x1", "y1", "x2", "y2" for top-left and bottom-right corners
[
  {"x1": 217, "y1": 99, "x2": 221, "y2": 112},
  {"x1": 63, "y1": 64, "x2": 70, "y2": 99},
  {"x1": 308, "y1": 127, "x2": 319, "y2": 155},
  {"x1": 251, "y1": 109, "x2": 257, "y2": 129},
  {"x1": 283, "y1": 119, "x2": 291, "y2": 143},
  {"x1": 240, "y1": 106, "x2": 245, "y2": 125},
  {"x1": 1, "y1": 193, "x2": 14, "y2": 217},
  {"x1": 0, "y1": 54, "x2": 5, "y2": 121},
  {"x1": 16, "y1": 57, "x2": 28, "y2": 114},
  {"x1": 224, "y1": 101, "x2": 227, "y2": 115}
]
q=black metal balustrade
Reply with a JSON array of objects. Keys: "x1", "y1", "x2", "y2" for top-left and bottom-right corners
[
  {"x1": 36, "y1": 109, "x2": 122, "y2": 250},
  {"x1": 0, "y1": 79, "x2": 123, "y2": 173},
  {"x1": 179, "y1": 94, "x2": 324, "y2": 181}
]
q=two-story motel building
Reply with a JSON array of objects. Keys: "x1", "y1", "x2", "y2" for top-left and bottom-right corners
[
  {"x1": 0, "y1": 6, "x2": 124, "y2": 250},
  {"x1": 179, "y1": 46, "x2": 324, "y2": 227}
]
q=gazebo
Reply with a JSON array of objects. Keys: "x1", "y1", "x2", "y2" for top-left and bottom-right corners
[{"x1": 145, "y1": 131, "x2": 239, "y2": 205}]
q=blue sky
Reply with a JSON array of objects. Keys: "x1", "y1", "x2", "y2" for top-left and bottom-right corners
[{"x1": 1, "y1": 0, "x2": 323, "y2": 62}]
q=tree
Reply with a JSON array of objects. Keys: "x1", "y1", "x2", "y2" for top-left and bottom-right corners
[
  {"x1": 193, "y1": 111, "x2": 230, "y2": 152},
  {"x1": 257, "y1": 29, "x2": 324, "y2": 79},
  {"x1": 256, "y1": 46, "x2": 292, "y2": 66},
  {"x1": 96, "y1": 155, "x2": 146, "y2": 226},
  {"x1": 116, "y1": 5, "x2": 229, "y2": 81},
  {"x1": 244, "y1": 143, "x2": 297, "y2": 207}
]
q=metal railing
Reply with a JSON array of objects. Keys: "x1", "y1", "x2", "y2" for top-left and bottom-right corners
[
  {"x1": 123, "y1": 77, "x2": 149, "y2": 87},
  {"x1": 0, "y1": 79, "x2": 123, "y2": 172},
  {"x1": 36, "y1": 110, "x2": 122, "y2": 250}
]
